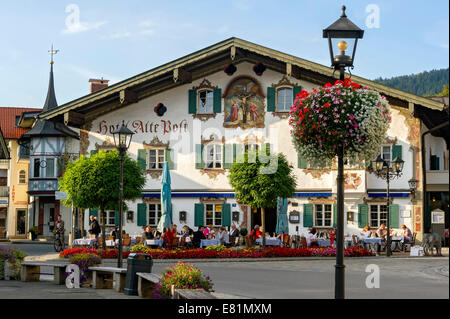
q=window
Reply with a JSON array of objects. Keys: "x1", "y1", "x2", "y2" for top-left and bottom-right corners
[
  {"x1": 148, "y1": 204, "x2": 162, "y2": 226},
  {"x1": 382, "y1": 146, "x2": 391, "y2": 162},
  {"x1": 197, "y1": 89, "x2": 214, "y2": 114},
  {"x1": 277, "y1": 87, "x2": 293, "y2": 112},
  {"x1": 244, "y1": 144, "x2": 259, "y2": 153},
  {"x1": 314, "y1": 204, "x2": 332, "y2": 227},
  {"x1": 33, "y1": 159, "x2": 40, "y2": 178},
  {"x1": 205, "y1": 204, "x2": 222, "y2": 226},
  {"x1": 19, "y1": 170, "x2": 26, "y2": 184},
  {"x1": 147, "y1": 149, "x2": 165, "y2": 170},
  {"x1": 205, "y1": 144, "x2": 222, "y2": 169},
  {"x1": 46, "y1": 158, "x2": 55, "y2": 178},
  {"x1": 100, "y1": 211, "x2": 116, "y2": 226},
  {"x1": 369, "y1": 205, "x2": 388, "y2": 228}
]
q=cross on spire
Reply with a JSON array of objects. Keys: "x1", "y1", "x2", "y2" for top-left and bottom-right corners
[{"x1": 49, "y1": 44, "x2": 59, "y2": 65}]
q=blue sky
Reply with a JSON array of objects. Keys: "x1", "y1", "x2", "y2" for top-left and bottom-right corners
[{"x1": 0, "y1": 0, "x2": 448, "y2": 108}]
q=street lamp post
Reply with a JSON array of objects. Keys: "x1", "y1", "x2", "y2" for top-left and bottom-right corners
[
  {"x1": 112, "y1": 121, "x2": 134, "y2": 268},
  {"x1": 372, "y1": 154, "x2": 405, "y2": 257},
  {"x1": 323, "y1": 5, "x2": 364, "y2": 299}
]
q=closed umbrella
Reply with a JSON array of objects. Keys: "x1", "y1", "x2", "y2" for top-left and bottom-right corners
[
  {"x1": 275, "y1": 197, "x2": 289, "y2": 235},
  {"x1": 157, "y1": 162, "x2": 172, "y2": 233}
]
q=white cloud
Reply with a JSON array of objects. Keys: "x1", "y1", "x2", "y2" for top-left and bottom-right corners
[
  {"x1": 233, "y1": 0, "x2": 250, "y2": 11},
  {"x1": 62, "y1": 21, "x2": 107, "y2": 35},
  {"x1": 103, "y1": 31, "x2": 133, "y2": 40}
]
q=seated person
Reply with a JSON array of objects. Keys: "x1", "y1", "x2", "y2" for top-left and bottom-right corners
[
  {"x1": 376, "y1": 224, "x2": 388, "y2": 239},
  {"x1": 161, "y1": 226, "x2": 174, "y2": 249},
  {"x1": 142, "y1": 225, "x2": 155, "y2": 241},
  {"x1": 401, "y1": 224, "x2": 413, "y2": 243},
  {"x1": 217, "y1": 227, "x2": 230, "y2": 246},
  {"x1": 203, "y1": 224, "x2": 213, "y2": 239},
  {"x1": 180, "y1": 225, "x2": 190, "y2": 237},
  {"x1": 360, "y1": 226, "x2": 371, "y2": 239},
  {"x1": 306, "y1": 228, "x2": 319, "y2": 247},
  {"x1": 249, "y1": 225, "x2": 262, "y2": 242},
  {"x1": 111, "y1": 227, "x2": 119, "y2": 241},
  {"x1": 193, "y1": 226, "x2": 206, "y2": 248}
]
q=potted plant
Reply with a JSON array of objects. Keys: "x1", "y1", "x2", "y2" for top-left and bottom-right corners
[
  {"x1": 239, "y1": 228, "x2": 248, "y2": 246},
  {"x1": 28, "y1": 226, "x2": 39, "y2": 241}
]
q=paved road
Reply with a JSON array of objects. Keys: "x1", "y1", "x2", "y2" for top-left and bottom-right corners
[
  {"x1": 149, "y1": 257, "x2": 449, "y2": 299},
  {"x1": 1, "y1": 242, "x2": 448, "y2": 299}
]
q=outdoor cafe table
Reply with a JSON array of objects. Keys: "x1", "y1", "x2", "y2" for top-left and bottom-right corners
[
  {"x1": 200, "y1": 239, "x2": 220, "y2": 248},
  {"x1": 145, "y1": 239, "x2": 164, "y2": 247},
  {"x1": 316, "y1": 239, "x2": 331, "y2": 247},
  {"x1": 256, "y1": 237, "x2": 282, "y2": 247},
  {"x1": 72, "y1": 238, "x2": 95, "y2": 247},
  {"x1": 390, "y1": 236, "x2": 404, "y2": 251}
]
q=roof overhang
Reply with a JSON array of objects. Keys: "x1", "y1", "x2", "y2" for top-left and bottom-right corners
[{"x1": 38, "y1": 37, "x2": 446, "y2": 127}]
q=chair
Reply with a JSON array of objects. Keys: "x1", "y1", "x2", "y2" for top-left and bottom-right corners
[
  {"x1": 229, "y1": 236, "x2": 236, "y2": 247},
  {"x1": 97, "y1": 237, "x2": 103, "y2": 248},
  {"x1": 300, "y1": 236, "x2": 307, "y2": 248},
  {"x1": 179, "y1": 236, "x2": 186, "y2": 249},
  {"x1": 403, "y1": 233, "x2": 416, "y2": 252},
  {"x1": 89, "y1": 234, "x2": 96, "y2": 239},
  {"x1": 172, "y1": 237, "x2": 179, "y2": 248},
  {"x1": 245, "y1": 235, "x2": 252, "y2": 247},
  {"x1": 282, "y1": 235, "x2": 291, "y2": 248}
]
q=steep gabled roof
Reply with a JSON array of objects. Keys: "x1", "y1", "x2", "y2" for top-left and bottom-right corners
[{"x1": 38, "y1": 37, "x2": 445, "y2": 125}]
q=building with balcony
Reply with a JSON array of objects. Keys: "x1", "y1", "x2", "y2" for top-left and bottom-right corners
[{"x1": 0, "y1": 106, "x2": 42, "y2": 239}]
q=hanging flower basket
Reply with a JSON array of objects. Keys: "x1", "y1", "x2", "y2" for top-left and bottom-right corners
[{"x1": 289, "y1": 78, "x2": 391, "y2": 167}]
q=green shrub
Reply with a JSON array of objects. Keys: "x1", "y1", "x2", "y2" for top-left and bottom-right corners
[
  {"x1": 239, "y1": 228, "x2": 248, "y2": 236},
  {"x1": 204, "y1": 244, "x2": 228, "y2": 252},
  {"x1": 130, "y1": 244, "x2": 151, "y2": 253}
]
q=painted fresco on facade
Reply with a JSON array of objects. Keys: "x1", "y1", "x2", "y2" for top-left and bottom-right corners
[{"x1": 223, "y1": 76, "x2": 266, "y2": 129}]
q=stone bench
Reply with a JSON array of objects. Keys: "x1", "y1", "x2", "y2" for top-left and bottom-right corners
[
  {"x1": 89, "y1": 266, "x2": 127, "y2": 292},
  {"x1": 136, "y1": 272, "x2": 161, "y2": 298},
  {"x1": 21, "y1": 261, "x2": 68, "y2": 285}
]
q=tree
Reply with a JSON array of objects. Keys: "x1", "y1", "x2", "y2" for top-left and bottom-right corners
[
  {"x1": 437, "y1": 84, "x2": 449, "y2": 97},
  {"x1": 59, "y1": 150, "x2": 146, "y2": 250},
  {"x1": 228, "y1": 149, "x2": 296, "y2": 246}
]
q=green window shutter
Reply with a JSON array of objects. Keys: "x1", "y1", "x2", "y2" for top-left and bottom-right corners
[
  {"x1": 298, "y1": 154, "x2": 308, "y2": 169},
  {"x1": 195, "y1": 144, "x2": 204, "y2": 169},
  {"x1": 434, "y1": 156, "x2": 440, "y2": 170},
  {"x1": 222, "y1": 204, "x2": 231, "y2": 227},
  {"x1": 389, "y1": 204, "x2": 399, "y2": 228},
  {"x1": 223, "y1": 144, "x2": 233, "y2": 169},
  {"x1": 90, "y1": 150, "x2": 98, "y2": 156},
  {"x1": 358, "y1": 204, "x2": 369, "y2": 228},
  {"x1": 137, "y1": 203, "x2": 147, "y2": 227},
  {"x1": 165, "y1": 148, "x2": 174, "y2": 169},
  {"x1": 392, "y1": 145, "x2": 402, "y2": 160},
  {"x1": 293, "y1": 86, "x2": 302, "y2": 100},
  {"x1": 267, "y1": 87, "x2": 276, "y2": 112},
  {"x1": 189, "y1": 89, "x2": 197, "y2": 114},
  {"x1": 194, "y1": 203, "x2": 205, "y2": 227},
  {"x1": 137, "y1": 149, "x2": 147, "y2": 170},
  {"x1": 333, "y1": 204, "x2": 337, "y2": 228},
  {"x1": 303, "y1": 204, "x2": 313, "y2": 227},
  {"x1": 213, "y1": 88, "x2": 222, "y2": 113},
  {"x1": 90, "y1": 209, "x2": 98, "y2": 219},
  {"x1": 115, "y1": 211, "x2": 120, "y2": 226},
  {"x1": 233, "y1": 144, "x2": 243, "y2": 163}
]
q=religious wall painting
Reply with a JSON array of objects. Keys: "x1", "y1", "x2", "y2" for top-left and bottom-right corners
[{"x1": 223, "y1": 76, "x2": 266, "y2": 129}]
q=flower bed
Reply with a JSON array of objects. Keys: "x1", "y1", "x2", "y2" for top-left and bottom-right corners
[
  {"x1": 0, "y1": 246, "x2": 27, "y2": 280},
  {"x1": 60, "y1": 246, "x2": 374, "y2": 259},
  {"x1": 153, "y1": 262, "x2": 214, "y2": 299}
]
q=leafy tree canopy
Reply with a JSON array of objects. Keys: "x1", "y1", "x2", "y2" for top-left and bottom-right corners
[
  {"x1": 228, "y1": 150, "x2": 296, "y2": 208},
  {"x1": 59, "y1": 150, "x2": 146, "y2": 211}
]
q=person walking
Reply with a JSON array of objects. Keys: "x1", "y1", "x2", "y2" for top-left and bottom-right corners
[{"x1": 88, "y1": 215, "x2": 101, "y2": 248}]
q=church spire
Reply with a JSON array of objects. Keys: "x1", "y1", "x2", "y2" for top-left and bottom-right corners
[{"x1": 42, "y1": 45, "x2": 59, "y2": 112}]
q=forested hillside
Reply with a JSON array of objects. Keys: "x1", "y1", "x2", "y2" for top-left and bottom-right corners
[{"x1": 373, "y1": 68, "x2": 449, "y2": 96}]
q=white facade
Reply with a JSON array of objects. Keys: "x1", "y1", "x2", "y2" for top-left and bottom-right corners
[{"x1": 60, "y1": 62, "x2": 419, "y2": 238}]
